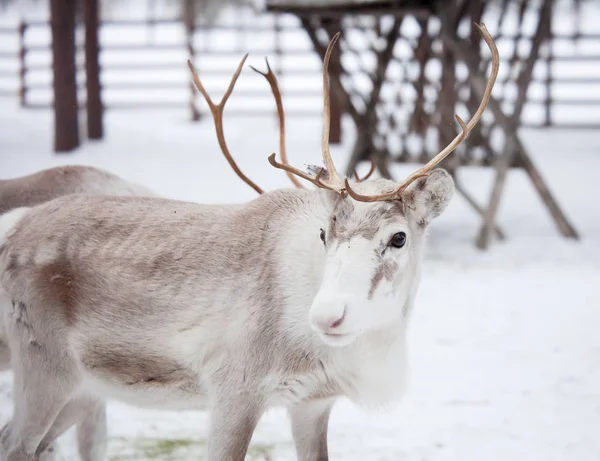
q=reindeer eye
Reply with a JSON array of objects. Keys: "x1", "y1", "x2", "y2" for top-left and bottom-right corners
[
  {"x1": 390, "y1": 232, "x2": 407, "y2": 248},
  {"x1": 320, "y1": 228, "x2": 326, "y2": 245}
]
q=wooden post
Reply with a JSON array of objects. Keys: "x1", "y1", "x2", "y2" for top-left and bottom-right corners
[
  {"x1": 465, "y1": 0, "x2": 484, "y2": 151},
  {"x1": 50, "y1": 0, "x2": 79, "y2": 153},
  {"x1": 346, "y1": 17, "x2": 402, "y2": 177},
  {"x1": 410, "y1": 17, "x2": 431, "y2": 154},
  {"x1": 454, "y1": 179, "x2": 506, "y2": 240},
  {"x1": 438, "y1": 2, "x2": 458, "y2": 171},
  {"x1": 443, "y1": 0, "x2": 578, "y2": 248},
  {"x1": 473, "y1": 0, "x2": 559, "y2": 249},
  {"x1": 301, "y1": 17, "x2": 361, "y2": 127},
  {"x1": 544, "y1": 1, "x2": 553, "y2": 127},
  {"x1": 274, "y1": 13, "x2": 282, "y2": 77},
  {"x1": 18, "y1": 21, "x2": 27, "y2": 107},
  {"x1": 184, "y1": 0, "x2": 200, "y2": 121},
  {"x1": 84, "y1": 0, "x2": 103, "y2": 140}
]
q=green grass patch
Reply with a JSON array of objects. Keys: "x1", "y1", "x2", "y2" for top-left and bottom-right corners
[{"x1": 109, "y1": 436, "x2": 274, "y2": 461}]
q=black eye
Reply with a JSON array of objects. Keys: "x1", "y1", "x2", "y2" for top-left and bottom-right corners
[
  {"x1": 390, "y1": 232, "x2": 407, "y2": 248},
  {"x1": 320, "y1": 228, "x2": 326, "y2": 245}
]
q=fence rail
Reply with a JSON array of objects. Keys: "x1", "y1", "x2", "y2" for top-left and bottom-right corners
[
  {"x1": 1, "y1": 14, "x2": 600, "y2": 129},
  {"x1": 0, "y1": 15, "x2": 330, "y2": 119}
]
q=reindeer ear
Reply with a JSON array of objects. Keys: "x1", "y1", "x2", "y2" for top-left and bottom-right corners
[{"x1": 401, "y1": 169, "x2": 454, "y2": 226}]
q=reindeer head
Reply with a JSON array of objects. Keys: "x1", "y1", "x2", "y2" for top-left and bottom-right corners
[
  {"x1": 188, "y1": 24, "x2": 499, "y2": 347},
  {"x1": 305, "y1": 171, "x2": 452, "y2": 346}
]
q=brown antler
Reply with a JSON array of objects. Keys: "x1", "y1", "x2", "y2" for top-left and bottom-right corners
[
  {"x1": 250, "y1": 58, "x2": 304, "y2": 189},
  {"x1": 187, "y1": 57, "x2": 264, "y2": 195},
  {"x1": 354, "y1": 157, "x2": 376, "y2": 182},
  {"x1": 345, "y1": 22, "x2": 499, "y2": 202},
  {"x1": 268, "y1": 32, "x2": 347, "y2": 195}
]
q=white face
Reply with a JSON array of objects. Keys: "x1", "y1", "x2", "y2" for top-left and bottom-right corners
[{"x1": 309, "y1": 196, "x2": 424, "y2": 348}]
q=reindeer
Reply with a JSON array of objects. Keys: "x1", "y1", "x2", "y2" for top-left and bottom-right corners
[
  {"x1": 0, "y1": 165, "x2": 155, "y2": 460},
  {"x1": 0, "y1": 25, "x2": 498, "y2": 461},
  {"x1": 0, "y1": 166, "x2": 154, "y2": 216}
]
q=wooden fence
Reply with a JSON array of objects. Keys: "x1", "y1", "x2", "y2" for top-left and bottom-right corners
[
  {"x1": 0, "y1": 16, "x2": 325, "y2": 116},
  {"x1": 1, "y1": 13, "x2": 600, "y2": 129}
]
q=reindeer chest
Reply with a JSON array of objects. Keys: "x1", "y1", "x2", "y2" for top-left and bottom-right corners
[
  {"x1": 328, "y1": 340, "x2": 409, "y2": 406},
  {"x1": 267, "y1": 370, "x2": 339, "y2": 407}
]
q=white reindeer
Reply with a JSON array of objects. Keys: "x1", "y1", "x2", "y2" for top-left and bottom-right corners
[
  {"x1": 0, "y1": 25, "x2": 498, "y2": 461},
  {"x1": 0, "y1": 165, "x2": 155, "y2": 460}
]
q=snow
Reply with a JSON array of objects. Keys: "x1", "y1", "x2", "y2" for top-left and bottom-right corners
[{"x1": 0, "y1": 99, "x2": 599, "y2": 460}]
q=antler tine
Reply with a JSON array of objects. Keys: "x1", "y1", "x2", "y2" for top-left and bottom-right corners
[
  {"x1": 263, "y1": 32, "x2": 347, "y2": 195},
  {"x1": 354, "y1": 157, "x2": 376, "y2": 182},
  {"x1": 466, "y1": 23, "x2": 499, "y2": 132},
  {"x1": 394, "y1": 114, "x2": 469, "y2": 190},
  {"x1": 320, "y1": 32, "x2": 343, "y2": 188},
  {"x1": 267, "y1": 154, "x2": 326, "y2": 188},
  {"x1": 250, "y1": 58, "x2": 304, "y2": 189},
  {"x1": 397, "y1": 23, "x2": 498, "y2": 181},
  {"x1": 187, "y1": 57, "x2": 264, "y2": 195},
  {"x1": 345, "y1": 22, "x2": 499, "y2": 202},
  {"x1": 345, "y1": 116, "x2": 467, "y2": 202}
]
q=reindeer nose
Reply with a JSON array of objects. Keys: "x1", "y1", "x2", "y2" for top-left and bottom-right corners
[
  {"x1": 311, "y1": 305, "x2": 347, "y2": 332},
  {"x1": 329, "y1": 310, "x2": 346, "y2": 329}
]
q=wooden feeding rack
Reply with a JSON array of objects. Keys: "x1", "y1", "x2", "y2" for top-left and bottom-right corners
[{"x1": 266, "y1": 0, "x2": 579, "y2": 249}]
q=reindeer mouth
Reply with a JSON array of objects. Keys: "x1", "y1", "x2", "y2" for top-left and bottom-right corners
[
  {"x1": 319, "y1": 331, "x2": 357, "y2": 348},
  {"x1": 324, "y1": 332, "x2": 347, "y2": 338}
]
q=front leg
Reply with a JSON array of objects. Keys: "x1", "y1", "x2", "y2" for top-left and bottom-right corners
[
  {"x1": 289, "y1": 399, "x2": 335, "y2": 461},
  {"x1": 206, "y1": 392, "x2": 265, "y2": 461}
]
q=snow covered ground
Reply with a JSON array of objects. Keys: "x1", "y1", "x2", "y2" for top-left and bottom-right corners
[{"x1": 0, "y1": 101, "x2": 599, "y2": 461}]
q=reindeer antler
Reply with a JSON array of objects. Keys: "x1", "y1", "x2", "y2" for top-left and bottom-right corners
[
  {"x1": 267, "y1": 32, "x2": 348, "y2": 196},
  {"x1": 253, "y1": 53, "x2": 376, "y2": 189},
  {"x1": 254, "y1": 54, "x2": 374, "y2": 190},
  {"x1": 345, "y1": 23, "x2": 499, "y2": 202},
  {"x1": 354, "y1": 157, "x2": 376, "y2": 183},
  {"x1": 187, "y1": 57, "x2": 264, "y2": 195},
  {"x1": 268, "y1": 24, "x2": 497, "y2": 202},
  {"x1": 250, "y1": 58, "x2": 304, "y2": 189}
]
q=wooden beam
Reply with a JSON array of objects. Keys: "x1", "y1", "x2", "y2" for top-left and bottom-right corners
[
  {"x1": 84, "y1": 0, "x2": 103, "y2": 140},
  {"x1": 267, "y1": 1, "x2": 432, "y2": 19},
  {"x1": 454, "y1": 178, "x2": 506, "y2": 240},
  {"x1": 300, "y1": 17, "x2": 362, "y2": 126},
  {"x1": 438, "y1": 1, "x2": 458, "y2": 170},
  {"x1": 51, "y1": 0, "x2": 79, "y2": 152},
  {"x1": 184, "y1": 0, "x2": 200, "y2": 121},
  {"x1": 18, "y1": 21, "x2": 27, "y2": 107},
  {"x1": 441, "y1": 1, "x2": 578, "y2": 248},
  {"x1": 346, "y1": 16, "x2": 403, "y2": 176}
]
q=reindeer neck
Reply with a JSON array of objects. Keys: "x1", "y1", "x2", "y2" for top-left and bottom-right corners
[{"x1": 240, "y1": 188, "x2": 331, "y2": 332}]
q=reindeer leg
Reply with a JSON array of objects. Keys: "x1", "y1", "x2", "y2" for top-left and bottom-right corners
[
  {"x1": 0, "y1": 339, "x2": 10, "y2": 370},
  {"x1": 0, "y1": 296, "x2": 57, "y2": 461},
  {"x1": 76, "y1": 399, "x2": 107, "y2": 461},
  {"x1": 0, "y1": 300, "x2": 80, "y2": 461},
  {"x1": 33, "y1": 396, "x2": 106, "y2": 461},
  {"x1": 0, "y1": 292, "x2": 13, "y2": 370},
  {"x1": 289, "y1": 399, "x2": 334, "y2": 461},
  {"x1": 0, "y1": 345, "x2": 59, "y2": 461},
  {"x1": 205, "y1": 392, "x2": 265, "y2": 461}
]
